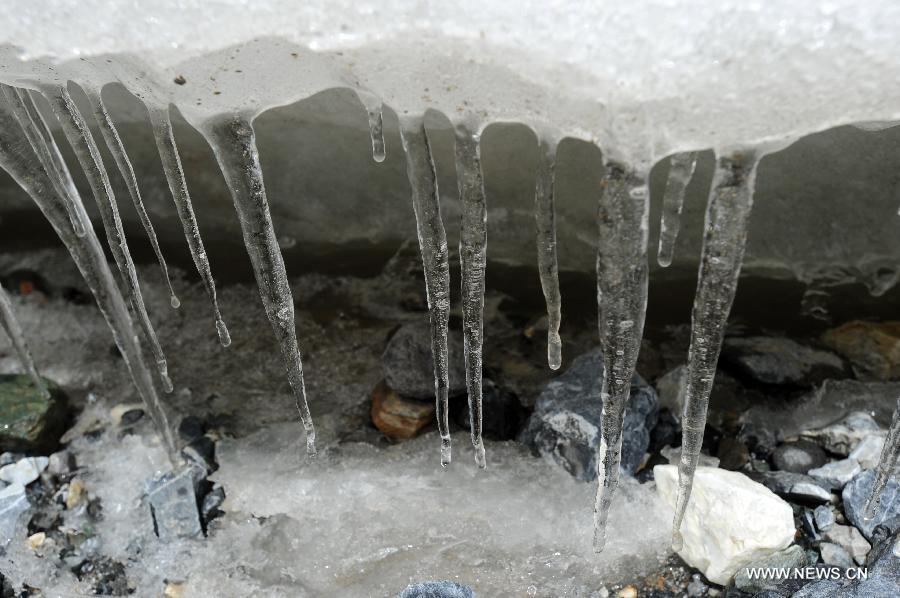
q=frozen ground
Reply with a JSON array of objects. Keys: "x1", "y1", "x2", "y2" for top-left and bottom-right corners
[{"x1": 0, "y1": 248, "x2": 673, "y2": 596}]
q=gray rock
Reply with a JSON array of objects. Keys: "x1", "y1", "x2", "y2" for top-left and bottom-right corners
[
  {"x1": 686, "y1": 574, "x2": 707, "y2": 597},
  {"x1": 382, "y1": 320, "x2": 466, "y2": 399},
  {"x1": 519, "y1": 348, "x2": 658, "y2": 480},
  {"x1": 814, "y1": 505, "x2": 836, "y2": 532},
  {"x1": 145, "y1": 464, "x2": 204, "y2": 542},
  {"x1": 771, "y1": 440, "x2": 828, "y2": 474},
  {"x1": 823, "y1": 524, "x2": 871, "y2": 565},
  {"x1": 820, "y1": 542, "x2": 854, "y2": 568},
  {"x1": 0, "y1": 482, "x2": 29, "y2": 546},
  {"x1": 790, "y1": 580, "x2": 845, "y2": 597},
  {"x1": 655, "y1": 365, "x2": 686, "y2": 416},
  {"x1": 399, "y1": 581, "x2": 475, "y2": 598},
  {"x1": 745, "y1": 471, "x2": 833, "y2": 505},
  {"x1": 790, "y1": 482, "x2": 833, "y2": 504},
  {"x1": 722, "y1": 336, "x2": 845, "y2": 387},
  {"x1": 201, "y1": 486, "x2": 226, "y2": 523},
  {"x1": 47, "y1": 450, "x2": 75, "y2": 476},
  {"x1": 809, "y1": 458, "x2": 862, "y2": 490},
  {"x1": 661, "y1": 445, "x2": 719, "y2": 468},
  {"x1": 733, "y1": 544, "x2": 806, "y2": 594},
  {"x1": 802, "y1": 411, "x2": 882, "y2": 456},
  {"x1": 849, "y1": 434, "x2": 885, "y2": 469},
  {"x1": 0, "y1": 456, "x2": 49, "y2": 486},
  {"x1": 843, "y1": 469, "x2": 900, "y2": 540}
]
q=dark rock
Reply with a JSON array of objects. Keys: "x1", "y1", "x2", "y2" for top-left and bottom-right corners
[
  {"x1": 0, "y1": 374, "x2": 68, "y2": 454},
  {"x1": 71, "y1": 557, "x2": 130, "y2": 596},
  {"x1": 722, "y1": 336, "x2": 846, "y2": 387},
  {"x1": 119, "y1": 408, "x2": 144, "y2": 427},
  {"x1": 201, "y1": 485, "x2": 225, "y2": 523},
  {"x1": 733, "y1": 544, "x2": 806, "y2": 594},
  {"x1": 382, "y1": 320, "x2": 466, "y2": 399},
  {"x1": 519, "y1": 348, "x2": 658, "y2": 480},
  {"x1": 717, "y1": 436, "x2": 750, "y2": 471},
  {"x1": 453, "y1": 379, "x2": 524, "y2": 441},
  {"x1": 399, "y1": 580, "x2": 475, "y2": 598},
  {"x1": 47, "y1": 450, "x2": 75, "y2": 477},
  {"x1": 182, "y1": 436, "x2": 216, "y2": 472},
  {"x1": 814, "y1": 505, "x2": 836, "y2": 532},
  {"x1": 745, "y1": 471, "x2": 833, "y2": 505},
  {"x1": 843, "y1": 469, "x2": 900, "y2": 540},
  {"x1": 60, "y1": 286, "x2": 90, "y2": 305},
  {"x1": 771, "y1": 440, "x2": 828, "y2": 474},
  {"x1": 648, "y1": 408, "x2": 680, "y2": 453},
  {"x1": 145, "y1": 464, "x2": 203, "y2": 542},
  {"x1": 178, "y1": 416, "x2": 207, "y2": 443}
]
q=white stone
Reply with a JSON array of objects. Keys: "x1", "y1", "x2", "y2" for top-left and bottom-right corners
[
  {"x1": 0, "y1": 457, "x2": 49, "y2": 486},
  {"x1": 849, "y1": 434, "x2": 886, "y2": 469},
  {"x1": 808, "y1": 458, "x2": 862, "y2": 487},
  {"x1": 802, "y1": 412, "x2": 882, "y2": 456},
  {"x1": 655, "y1": 465, "x2": 796, "y2": 585}
]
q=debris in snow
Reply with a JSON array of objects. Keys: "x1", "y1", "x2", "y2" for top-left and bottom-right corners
[
  {"x1": 146, "y1": 464, "x2": 204, "y2": 542},
  {"x1": 399, "y1": 580, "x2": 475, "y2": 598},
  {"x1": 0, "y1": 482, "x2": 29, "y2": 545}
]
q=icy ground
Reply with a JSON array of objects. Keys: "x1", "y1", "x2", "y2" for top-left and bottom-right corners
[{"x1": 0, "y1": 248, "x2": 672, "y2": 596}]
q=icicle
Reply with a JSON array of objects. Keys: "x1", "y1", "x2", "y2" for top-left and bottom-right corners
[
  {"x1": 359, "y1": 93, "x2": 386, "y2": 163},
  {"x1": 148, "y1": 107, "x2": 231, "y2": 346},
  {"x1": 202, "y1": 114, "x2": 316, "y2": 456},
  {"x1": 534, "y1": 139, "x2": 563, "y2": 370},
  {"x1": 0, "y1": 282, "x2": 49, "y2": 398},
  {"x1": 592, "y1": 162, "x2": 650, "y2": 552},
  {"x1": 0, "y1": 85, "x2": 86, "y2": 237},
  {"x1": 83, "y1": 88, "x2": 180, "y2": 309},
  {"x1": 672, "y1": 150, "x2": 759, "y2": 550},
  {"x1": 657, "y1": 152, "x2": 698, "y2": 268},
  {"x1": 0, "y1": 100, "x2": 179, "y2": 463},
  {"x1": 454, "y1": 123, "x2": 487, "y2": 469},
  {"x1": 399, "y1": 116, "x2": 452, "y2": 467},
  {"x1": 864, "y1": 397, "x2": 900, "y2": 521},
  {"x1": 42, "y1": 84, "x2": 173, "y2": 393}
]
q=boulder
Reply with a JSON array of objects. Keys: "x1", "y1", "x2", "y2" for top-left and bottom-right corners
[{"x1": 722, "y1": 336, "x2": 845, "y2": 387}]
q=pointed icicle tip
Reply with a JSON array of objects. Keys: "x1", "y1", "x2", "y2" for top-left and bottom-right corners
[
  {"x1": 161, "y1": 371, "x2": 174, "y2": 394},
  {"x1": 305, "y1": 429, "x2": 317, "y2": 458},
  {"x1": 170, "y1": 294, "x2": 181, "y2": 309},
  {"x1": 216, "y1": 318, "x2": 232, "y2": 347},
  {"x1": 548, "y1": 330, "x2": 562, "y2": 370},
  {"x1": 440, "y1": 439, "x2": 452, "y2": 467}
]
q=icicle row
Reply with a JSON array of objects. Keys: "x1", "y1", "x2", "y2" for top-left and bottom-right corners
[
  {"x1": 454, "y1": 124, "x2": 488, "y2": 469},
  {"x1": 202, "y1": 115, "x2": 316, "y2": 456},
  {"x1": 657, "y1": 152, "x2": 698, "y2": 268},
  {"x1": 84, "y1": 88, "x2": 180, "y2": 309},
  {"x1": 534, "y1": 139, "x2": 563, "y2": 370},
  {"x1": 672, "y1": 150, "x2": 759, "y2": 550},
  {"x1": 148, "y1": 106, "x2": 231, "y2": 346},
  {"x1": 0, "y1": 282, "x2": 49, "y2": 398},
  {"x1": 864, "y1": 397, "x2": 900, "y2": 521},
  {"x1": 592, "y1": 162, "x2": 650, "y2": 552},
  {"x1": 399, "y1": 116, "x2": 453, "y2": 466}
]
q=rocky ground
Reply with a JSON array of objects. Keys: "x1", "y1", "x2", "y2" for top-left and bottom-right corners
[{"x1": 1, "y1": 244, "x2": 900, "y2": 596}]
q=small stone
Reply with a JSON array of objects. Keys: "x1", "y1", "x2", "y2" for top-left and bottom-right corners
[
  {"x1": 746, "y1": 471, "x2": 833, "y2": 505},
  {"x1": 370, "y1": 381, "x2": 435, "y2": 439},
  {"x1": 615, "y1": 586, "x2": 637, "y2": 598},
  {"x1": 848, "y1": 434, "x2": 885, "y2": 469},
  {"x1": 65, "y1": 478, "x2": 85, "y2": 509},
  {"x1": 823, "y1": 524, "x2": 870, "y2": 565},
  {"x1": 733, "y1": 544, "x2": 807, "y2": 594},
  {"x1": 789, "y1": 481, "x2": 832, "y2": 504},
  {"x1": 814, "y1": 505, "x2": 836, "y2": 532},
  {"x1": 26, "y1": 531, "x2": 45, "y2": 549},
  {"x1": 0, "y1": 374, "x2": 69, "y2": 454},
  {"x1": 822, "y1": 320, "x2": 900, "y2": 380},
  {"x1": 382, "y1": 320, "x2": 466, "y2": 399},
  {"x1": 399, "y1": 580, "x2": 475, "y2": 598},
  {"x1": 801, "y1": 411, "x2": 881, "y2": 456},
  {"x1": 771, "y1": 440, "x2": 828, "y2": 474},
  {"x1": 145, "y1": 464, "x2": 203, "y2": 542},
  {"x1": 717, "y1": 436, "x2": 750, "y2": 471},
  {"x1": 182, "y1": 436, "x2": 216, "y2": 471},
  {"x1": 722, "y1": 336, "x2": 846, "y2": 387},
  {"x1": 842, "y1": 469, "x2": 900, "y2": 540},
  {"x1": 164, "y1": 581, "x2": 185, "y2": 597},
  {"x1": 808, "y1": 458, "x2": 862, "y2": 489},
  {"x1": 655, "y1": 465, "x2": 796, "y2": 585},
  {"x1": 110, "y1": 403, "x2": 144, "y2": 427},
  {"x1": 201, "y1": 486, "x2": 225, "y2": 523},
  {"x1": 0, "y1": 456, "x2": 49, "y2": 486},
  {"x1": 47, "y1": 450, "x2": 75, "y2": 476},
  {"x1": 0, "y1": 482, "x2": 29, "y2": 546},
  {"x1": 178, "y1": 416, "x2": 207, "y2": 443},
  {"x1": 661, "y1": 445, "x2": 719, "y2": 468},
  {"x1": 72, "y1": 557, "x2": 130, "y2": 595},
  {"x1": 819, "y1": 542, "x2": 854, "y2": 568}
]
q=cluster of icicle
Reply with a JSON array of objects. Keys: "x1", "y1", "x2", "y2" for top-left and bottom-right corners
[{"x1": 0, "y1": 81, "x2": 898, "y2": 554}]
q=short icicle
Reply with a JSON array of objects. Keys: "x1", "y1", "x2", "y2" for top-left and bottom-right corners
[
  {"x1": 148, "y1": 106, "x2": 231, "y2": 346},
  {"x1": 592, "y1": 162, "x2": 650, "y2": 552},
  {"x1": 657, "y1": 152, "x2": 698, "y2": 267},
  {"x1": 43, "y1": 84, "x2": 173, "y2": 393},
  {"x1": 672, "y1": 150, "x2": 760, "y2": 550},
  {"x1": 0, "y1": 281, "x2": 49, "y2": 398},
  {"x1": 359, "y1": 93, "x2": 386, "y2": 163},
  {"x1": 202, "y1": 114, "x2": 316, "y2": 456},
  {"x1": 0, "y1": 100, "x2": 179, "y2": 463},
  {"x1": 84, "y1": 88, "x2": 180, "y2": 309},
  {"x1": 534, "y1": 139, "x2": 563, "y2": 370},
  {"x1": 399, "y1": 115, "x2": 452, "y2": 467},
  {"x1": 863, "y1": 396, "x2": 900, "y2": 521},
  {"x1": 454, "y1": 123, "x2": 487, "y2": 469}
]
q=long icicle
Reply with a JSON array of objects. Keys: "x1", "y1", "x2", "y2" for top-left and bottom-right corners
[
  {"x1": 43, "y1": 84, "x2": 173, "y2": 393},
  {"x1": 148, "y1": 106, "x2": 231, "y2": 346},
  {"x1": 657, "y1": 152, "x2": 698, "y2": 267},
  {"x1": 863, "y1": 397, "x2": 900, "y2": 521},
  {"x1": 84, "y1": 88, "x2": 180, "y2": 309},
  {"x1": 202, "y1": 114, "x2": 315, "y2": 455},
  {"x1": 592, "y1": 162, "x2": 650, "y2": 552},
  {"x1": 454, "y1": 123, "x2": 487, "y2": 469},
  {"x1": 0, "y1": 281, "x2": 49, "y2": 398},
  {"x1": 672, "y1": 150, "x2": 759, "y2": 550},
  {"x1": 0, "y1": 98, "x2": 179, "y2": 462},
  {"x1": 534, "y1": 139, "x2": 563, "y2": 370},
  {"x1": 399, "y1": 116, "x2": 452, "y2": 467}
]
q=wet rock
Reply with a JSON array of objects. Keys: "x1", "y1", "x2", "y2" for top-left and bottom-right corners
[
  {"x1": 399, "y1": 580, "x2": 475, "y2": 598},
  {"x1": 843, "y1": 469, "x2": 900, "y2": 540},
  {"x1": 0, "y1": 482, "x2": 29, "y2": 546},
  {"x1": 655, "y1": 465, "x2": 795, "y2": 585},
  {"x1": 382, "y1": 320, "x2": 466, "y2": 399},
  {"x1": 819, "y1": 542, "x2": 854, "y2": 568},
  {"x1": 520, "y1": 348, "x2": 658, "y2": 480},
  {"x1": 145, "y1": 464, "x2": 203, "y2": 543},
  {"x1": 733, "y1": 544, "x2": 806, "y2": 594},
  {"x1": 47, "y1": 449, "x2": 75, "y2": 476},
  {"x1": 0, "y1": 456, "x2": 48, "y2": 486},
  {"x1": 823, "y1": 524, "x2": 870, "y2": 565},
  {"x1": 370, "y1": 381, "x2": 435, "y2": 439},
  {"x1": 801, "y1": 411, "x2": 882, "y2": 456},
  {"x1": 0, "y1": 374, "x2": 68, "y2": 454},
  {"x1": 72, "y1": 557, "x2": 131, "y2": 595},
  {"x1": 717, "y1": 437, "x2": 750, "y2": 471},
  {"x1": 808, "y1": 458, "x2": 862, "y2": 490},
  {"x1": 454, "y1": 379, "x2": 524, "y2": 441},
  {"x1": 822, "y1": 320, "x2": 900, "y2": 380},
  {"x1": 771, "y1": 440, "x2": 827, "y2": 474},
  {"x1": 814, "y1": 505, "x2": 836, "y2": 532},
  {"x1": 722, "y1": 336, "x2": 845, "y2": 387}
]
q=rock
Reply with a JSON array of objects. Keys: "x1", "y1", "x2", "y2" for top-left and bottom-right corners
[
  {"x1": 370, "y1": 381, "x2": 435, "y2": 439},
  {"x1": 399, "y1": 580, "x2": 475, "y2": 598},
  {"x1": 733, "y1": 544, "x2": 807, "y2": 594},
  {"x1": 47, "y1": 449, "x2": 75, "y2": 476},
  {"x1": 661, "y1": 445, "x2": 720, "y2": 468},
  {"x1": 849, "y1": 434, "x2": 885, "y2": 469},
  {"x1": 520, "y1": 349, "x2": 658, "y2": 480},
  {"x1": 843, "y1": 469, "x2": 900, "y2": 540},
  {"x1": 648, "y1": 408, "x2": 680, "y2": 453},
  {"x1": 717, "y1": 437, "x2": 750, "y2": 471},
  {"x1": 814, "y1": 505, "x2": 836, "y2": 532},
  {"x1": 145, "y1": 464, "x2": 203, "y2": 542},
  {"x1": 72, "y1": 557, "x2": 131, "y2": 595},
  {"x1": 382, "y1": 320, "x2": 466, "y2": 399},
  {"x1": 823, "y1": 524, "x2": 871, "y2": 565},
  {"x1": 26, "y1": 531, "x2": 45, "y2": 549},
  {"x1": 201, "y1": 486, "x2": 226, "y2": 523},
  {"x1": 686, "y1": 574, "x2": 707, "y2": 597},
  {"x1": 178, "y1": 415, "x2": 207, "y2": 443},
  {"x1": 789, "y1": 482, "x2": 832, "y2": 504},
  {"x1": 182, "y1": 436, "x2": 216, "y2": 471},
  {"x1": 654, "y1": 465, "x2": 795, "y2": 585},
  {"x1": 655, "y1": 365, "x2": 686, "y2": 416},
  {"x1": 0, "y1": 456, "x2": 48, "y2": 486},
  {"x1": 615, "y1": 586, "x2": 636, "y2": 598},
  {"x1": 746, "y1": 471, "x2": 833, "y2": 505},
  {"x1": 771, "y1": 440, "x2": 828, "y2": 474},
  {"x1": 0, "y1": 482, "x2": 29, "y2": 545},
  {"x1": 722, "y1": 336, "x2": 845, "y2": 387},
  {"x1": 110, "y1": 403, "x2": 144, "y2": 427},
  {"x1": 822, "y1": 320, "x2": 900, "y2": 380},
  {"x1": 65, "y1": 478, "x2": 86, "y2": 509},
  {"x1": 0, "y1": 374, "x2": 68, "y2": 454},
  {"x1": 808, "y1": 458, "x2": 862, "y2": 490},
  {"x1": 164, "y1": 581, "x2": 185, "y2": 598},
  {"x1": 801, "y1": 411, "x2": 882, "y2": 456},
  {"x1": 454, "y1": 379, "x2": 524, "y2": 441},
  {"x1": 819, "y1": 542, "x2": 854, "y2": 568}
]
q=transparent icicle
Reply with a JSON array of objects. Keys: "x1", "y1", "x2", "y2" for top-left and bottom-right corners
[
  {"x1": 148, "y1": 107, "x2": 231, "y2": 346},
  {"x1": 0, "y1": 85, "x2": 86, "y2": 237},
  {"x1": 534, "y1": 139, "x2": 563, "y2": 370},
  {"x1": 657, "y1": 152, "x2": 698, "y2": 267},
  {"x1": 0, "y1": 100, "x2": 179, "y2": 463},
  {"x1": 864, "y1": 396, "x2": 900, "y2": 521},
  {"x1": 43, "y1": 84, "x2": 174, "y2": 393},
  {"x1": 454, "y1": 124, "x2": 487, "y2": 469},
  {"x1": 399, "y1": 116, "x2": 452, "y2": 466},
  {"x1": 359, "y1": 93, "x2": 386, "y2": 163},
  {"x1": 593, "y1": 162, "x2": 650, "y2": 552},
  {"x1": 202, "y1": 115, "x2": 316, "y2": 456},
  {"x1": 672, "y1": 150, "x2": 759, "y2": 550},
  {"x1": 0, "y1": 282, "x2": 49, "y2": 398},
  {"x1": 84, "y1": 88, "x2": 180, "y2": 309}
]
